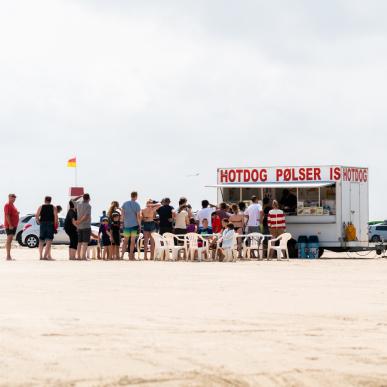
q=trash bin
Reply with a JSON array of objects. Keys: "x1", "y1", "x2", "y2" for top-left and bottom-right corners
[
  {"x1": 308, "y1": 235, "x2": 319, "y2": 259},
  {"x1": 297, "y1": 236, "x2": 308, "y2": 258}
]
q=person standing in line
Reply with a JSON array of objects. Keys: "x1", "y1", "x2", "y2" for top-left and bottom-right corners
[
  {"x1": 64, "y1": 200, "x2": 78, "y2": 260},
  {"x1": 107, "y1": 201, "x2": 121, "y2": 219},
  {"x1": 211, "y1": 212, "x2": 222, "y2": 234},
  {"x1": 99, "y1": 210, "x2": 107, "y2": 223},
  {"x1": 215, "y1": 202, "x2": 232, "y2": 221},
  {"x1": 156, "y1": 198, "x2": 174, "y2": 235},
  {"x1": 229, "y1": 204, "x2": 245, "y2": 254},
  {"x1": 178, "y1": 197, "x2": 192, "y2": 219},
  {"x1": 109, "y1": 212, "x2": 121, "y2": 260},
  {"x1": 268, "y1": 200, "x2": 286, "y2": 238},
  {"x1": 141, "y1": 199, "x2": 161, "y2": 260},
  {"x1": 54, "y1": 205, "x2": 63, "y2": 234},
  {"x1": 244, "y1": 195, "x2": 263, "y2": 234},
  {"x1": 36, "y1": 196, "x2": 58, "y2": 260},
  {"x1": 121, "y1": 191, "x2": 142, "y2": 260},
  {"x1": 261, "y1": 197, "x2": 273, "y2": 257},
  {"x1": 196, "y1": 200, "x2": 217, "y2": 232},
  {"x1": 262, "y1": 197, "x2": 272, "y2": 235},
  {"x1": 174, "y1": 203, "x2": 189, "y2": 235},
  {"x1": 3, "y1": 194, "x2": 19, "y2": 260},
  {"x1": 98, "y1": 217, "x2": 112, "y2": 260},
  {"x1": 75, "y1": 193, "x2": 92, "y2": 260}
]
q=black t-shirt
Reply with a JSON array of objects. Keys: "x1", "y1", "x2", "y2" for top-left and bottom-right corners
[
  {"x1": 157, "y1": 205, "x2": 174, "y2": 227},
  {"x1": 263, "y1": 206, "x2": 272, "y2": 229},
  {"x1": 280, "y1": 193, "x2": 297, "y2": 211},
  {"x1": 64, "y1": 209, "x2": 77, "y2": 233},
  {"x1": 110, "y1": 220, "x2": 121, "y2": 236},
  {"x1": 40, "y1": 204, "x2": 55, "y2": 222}
]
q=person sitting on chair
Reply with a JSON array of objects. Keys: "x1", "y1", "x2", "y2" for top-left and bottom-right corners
[{"x1": 217, "y1": 223, "x2": 236, "y2": 262}]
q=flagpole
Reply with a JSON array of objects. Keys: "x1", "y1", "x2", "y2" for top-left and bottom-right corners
[{"x1": 75, "y1": 166, "x2": 78, "y2": 187}]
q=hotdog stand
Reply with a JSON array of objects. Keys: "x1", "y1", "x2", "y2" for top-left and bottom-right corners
[{"x1": 208, "y1": 165, "x2": 370, "y2": 255}]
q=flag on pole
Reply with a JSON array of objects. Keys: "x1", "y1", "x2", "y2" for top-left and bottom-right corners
[{"x1": 67, "y1": 157, "x2": 77, "y2": 168}]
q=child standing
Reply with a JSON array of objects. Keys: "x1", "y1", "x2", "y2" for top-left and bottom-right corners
[
  {"x1": 98, "y1": 217, "x2": 112, "y2": 260},
  {"x1": 110, "y1": 212, "x2": 121, "y2": 260}
]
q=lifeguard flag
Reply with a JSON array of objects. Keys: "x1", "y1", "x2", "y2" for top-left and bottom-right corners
[{"x1": 67, "y1": 157, "x2": 77, "y2": 168}]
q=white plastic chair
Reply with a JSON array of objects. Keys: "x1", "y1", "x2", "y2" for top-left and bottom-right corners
[
  {"x1": 151, "y1": 233, "x2": 169, "y2": 261},
  {"x1": 136, "y1": 233, "x2": 145, "y2": 260},
  {"x1": 185, "y1": 233, "x2": 209, "y2": 261},
  {"x1": 242, "y1": 233, "x2": 264, "y2": 260},
  {"x1": 267, "y1": 233, "x2": 292, "y2": 260},
  {"x1": 163, "y1": 233, "x2": 186, "y2": 261}
]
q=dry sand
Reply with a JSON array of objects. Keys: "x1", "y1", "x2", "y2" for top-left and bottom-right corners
[{"x1": 1, "y1": 246, "x2": 387, "y2": 386}]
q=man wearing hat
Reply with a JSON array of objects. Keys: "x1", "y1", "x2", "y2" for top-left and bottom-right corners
[{"x1": 4, "y1": 194, "x2": 19, "y2": 260}]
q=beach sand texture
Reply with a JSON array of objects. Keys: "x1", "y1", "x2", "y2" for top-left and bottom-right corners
[{"x1": 1, "y1": 247, "x2": 387, "y2": 386}]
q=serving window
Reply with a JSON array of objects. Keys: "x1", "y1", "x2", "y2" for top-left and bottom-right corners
[{"x1": 220, "y1": 184, "x2": 336, "y2": 216}]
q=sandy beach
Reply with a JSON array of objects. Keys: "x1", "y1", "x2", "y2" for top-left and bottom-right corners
[{"x1": 1, "y1": 246, "x2": 387, "y2": 386}]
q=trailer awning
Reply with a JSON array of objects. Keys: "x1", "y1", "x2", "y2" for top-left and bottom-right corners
[{"x1": 206, "y1": 182, "x2": 335, "y2": 189}]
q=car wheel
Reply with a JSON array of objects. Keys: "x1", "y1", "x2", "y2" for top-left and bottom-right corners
[
  {"x1": 371, "y1": 235, "x2": 381, "y2": 243},
  {"x1": 25, "y1": 235, "x2": 39, "y2": 248},
  {"x1": 16, "y1": 231, "x2": 25, "y2": 246}
]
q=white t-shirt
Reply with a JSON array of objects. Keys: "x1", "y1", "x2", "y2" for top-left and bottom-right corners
[
  {"x1": 196, "y1": 207, "x2": 215, "y2": 228},
  {"x1": 244, "y1": 203, "x2": 262, "y2": 227}
]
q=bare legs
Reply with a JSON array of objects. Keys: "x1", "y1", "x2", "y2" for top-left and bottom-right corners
[
  {"x1": 112, "y1": 245, "x2": 120, "y2": 260},
  {"x1": 129, "y1": 236, "x2": 136, "y2": 260},
  {"x1": 69, "y1": 248, "x2": 77, "y2": 260},
  {"x1": 38, "y1": 240, "x2": 54, "y2": 260},
  {"x1": 121, "y1": 237, "x2": 129, "y2": 259},
  {"x1": 102, "y1": 245, "x2": 111, "y2": 260},
  {"x1": 79, "y1": 242, "x2": 88, "y2": 260},
  {"x1": 5, "y1": 234, "x2": 13, "y2": 260}
]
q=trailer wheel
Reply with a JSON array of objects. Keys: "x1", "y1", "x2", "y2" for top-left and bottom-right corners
[{"x1": 318, "y1": 248, "x2": 325, "y2": 258}]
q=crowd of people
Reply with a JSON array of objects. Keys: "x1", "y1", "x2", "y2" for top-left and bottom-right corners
[{"x1": 2, "y1": 191, "x2": 287, "y2": 261}]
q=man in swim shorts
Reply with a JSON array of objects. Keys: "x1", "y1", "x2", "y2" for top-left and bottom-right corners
[{"x1": 121, "y1": 191, "x2": 141, "y2": 260}]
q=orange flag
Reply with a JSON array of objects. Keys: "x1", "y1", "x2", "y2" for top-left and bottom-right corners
[{"x1": 67, "y1": 157, "x2": 77, "y2": 168}]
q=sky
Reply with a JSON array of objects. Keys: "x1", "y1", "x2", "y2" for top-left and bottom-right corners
[{"x1": 0, "y1": 0, "x2": 386, "y2": 221}]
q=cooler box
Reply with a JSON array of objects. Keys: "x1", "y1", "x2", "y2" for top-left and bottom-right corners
[
  {"x1": 308, "y1": 235, "x2": 320, "y2": 259},
  {"x1": 297, "y1": 236, "x2": 308, "y2": 258}
]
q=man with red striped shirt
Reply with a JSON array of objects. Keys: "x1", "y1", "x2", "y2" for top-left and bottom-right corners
[{"x1": 268, "y1": 200, "x2": 286, "y2": 238}]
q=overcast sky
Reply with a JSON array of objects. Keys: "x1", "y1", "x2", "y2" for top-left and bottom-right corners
[{"x1": 1, "y1": 0, "x2": 386, "y2": 221}]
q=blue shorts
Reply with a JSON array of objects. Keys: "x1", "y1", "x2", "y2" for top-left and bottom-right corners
[
  {"x1": 40, "y1": 221, "x2": 55, "y2": 241},
  {"x1": 143, "y1": 221, "x2": 156, "y2": 232}
]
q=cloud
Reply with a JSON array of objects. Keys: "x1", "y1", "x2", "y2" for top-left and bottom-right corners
[{"x1": 0, "y1": 0, "x2": 386, "y2": 220}]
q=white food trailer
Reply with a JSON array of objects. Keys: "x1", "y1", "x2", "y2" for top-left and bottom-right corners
[{"x1": 209, "y1": 165, "x2": 369, "y2": 253}]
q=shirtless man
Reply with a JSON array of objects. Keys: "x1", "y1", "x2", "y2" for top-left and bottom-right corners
[{"x1": 141, "y1": 199, "x2": 162, "y2": 260}]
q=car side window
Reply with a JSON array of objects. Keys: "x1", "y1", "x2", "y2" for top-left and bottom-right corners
[{"x1": 375, "y1": 226, "x2": 387, "y2": 231}]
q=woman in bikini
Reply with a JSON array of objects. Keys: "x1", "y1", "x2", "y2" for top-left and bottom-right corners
[
  {"x1": 141, "y1": 199, "x2": 161, "y2": 260},
  {"x1": 229, "y1": 204, "x2": 245, "y2": 255}
]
